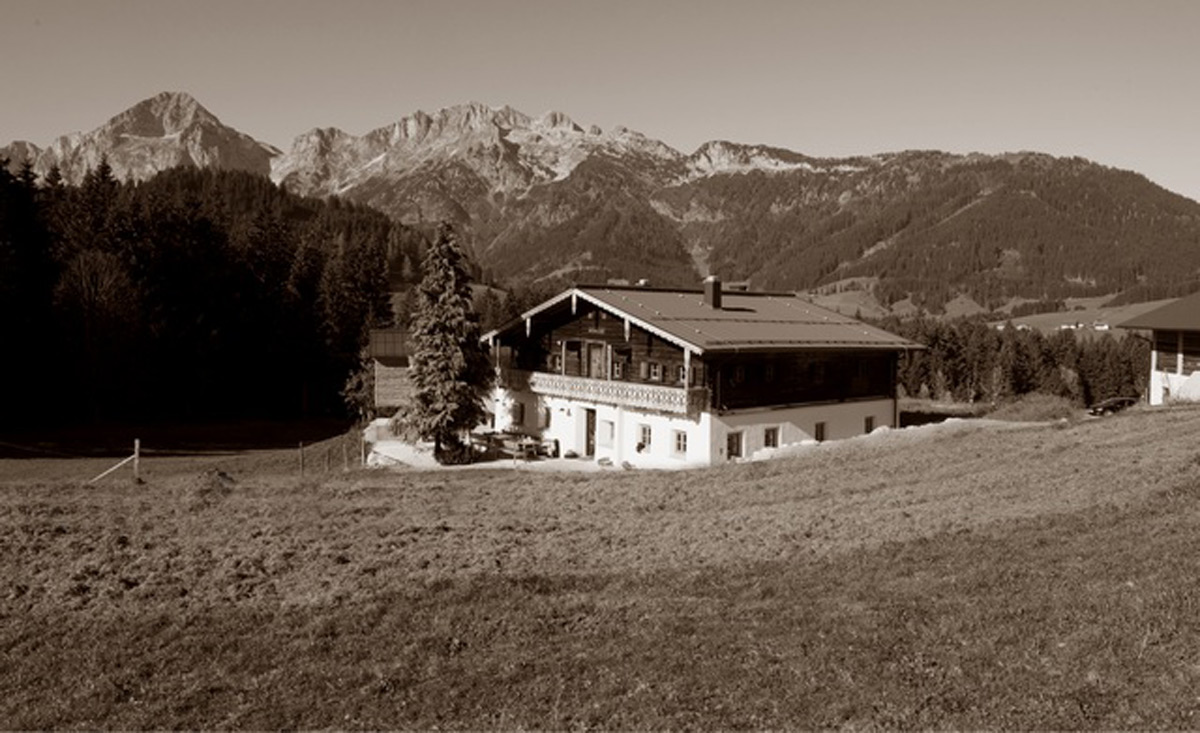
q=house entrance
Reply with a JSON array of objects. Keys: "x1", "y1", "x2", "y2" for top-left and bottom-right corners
[
  {"x1": 585, "y1": 408, "x2": 597, "y2": 456},
  {"x1": 726, "y1": 431, "x2": 743, "y2": 460}
]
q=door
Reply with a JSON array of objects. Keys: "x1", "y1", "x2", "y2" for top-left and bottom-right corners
[
  {"x1": 587, "y1": 342, "x2": 607, "y2": 379},
  {"x1": 585, "y1": 408, "x2": 597, "y2": 456},
  {"x1": 726, "y1": 431, "x2": 743, "y2": 460}
]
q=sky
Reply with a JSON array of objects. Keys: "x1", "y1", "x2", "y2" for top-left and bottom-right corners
[{"x1": 4, "y1": 0, "x2": 1199, "y2": 201}]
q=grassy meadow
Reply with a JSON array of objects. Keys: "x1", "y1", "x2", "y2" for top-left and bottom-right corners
[{"x1": 3, "y1": 406, "x2": 1200, "y2": 728}]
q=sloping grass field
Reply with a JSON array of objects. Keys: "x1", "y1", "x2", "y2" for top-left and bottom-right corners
[{"x1": 3, "y1": 407, "x2": 1200, "y2": 728}]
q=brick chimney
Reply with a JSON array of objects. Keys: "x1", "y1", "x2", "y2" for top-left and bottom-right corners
[{"x1": 703, "y1": 275, "x2": 722, "y2": 310}]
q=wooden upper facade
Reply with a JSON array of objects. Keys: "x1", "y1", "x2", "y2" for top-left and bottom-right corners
[
  {"x1": 1120, "y1": 290, "x2": 1200, "y2": 375},
  {"x1": 485, "y1": 281, "x2": 920, "y2": 416}
]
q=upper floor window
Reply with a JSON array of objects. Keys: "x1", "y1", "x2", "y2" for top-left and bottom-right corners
[
  {"x1": 649, "y1": 362, "x2": 662, "y2": 381},
  {"x1": 676, "y1": 365, "x2": 687, "y2": 384},
  {"x1": 612, "y1": 360, "x2": 624, "y2": 379}
]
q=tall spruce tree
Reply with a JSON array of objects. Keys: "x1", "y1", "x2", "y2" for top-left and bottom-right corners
[{"x1": 405, "y1": 223, "x2": 493, "y2": 461}]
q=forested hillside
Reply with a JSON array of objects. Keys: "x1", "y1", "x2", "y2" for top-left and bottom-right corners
[
  {"x1": 0, "y1": 160, "x2": 411, "y2": 428},
  {"x1": 657, "y1": 152, "x2": 1200, "y2": 310}
]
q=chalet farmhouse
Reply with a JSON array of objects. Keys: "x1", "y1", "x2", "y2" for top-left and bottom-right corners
[
  {"x1": 483, "y1": 278, "x2": 922, "y2": 467},
  {"x1": 1119, "y1": 290, "x2": 1200, "y2": 405}
]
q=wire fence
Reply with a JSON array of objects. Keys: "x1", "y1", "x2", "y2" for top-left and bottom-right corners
[{"x1": 0, "y1": 431, "x2": 370, "y2": 484}]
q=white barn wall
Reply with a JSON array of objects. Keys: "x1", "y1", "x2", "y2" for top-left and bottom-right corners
[{"x1": 709, "y1": 399, "x2": 895, "y2": 462}]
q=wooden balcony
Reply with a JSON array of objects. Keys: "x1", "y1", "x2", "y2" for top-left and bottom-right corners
[{"x1": 499, "y1": 368, "x2": 709, "y2": 416}]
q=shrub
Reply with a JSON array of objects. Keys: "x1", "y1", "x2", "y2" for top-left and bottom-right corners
[{"x1": 985, "y1": 393, "x2": 1079, "y2": 423}]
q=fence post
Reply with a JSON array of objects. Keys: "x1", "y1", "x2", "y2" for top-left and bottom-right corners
[{"x1": 133, "y1": 439, "x2": 140, "y2": 481}]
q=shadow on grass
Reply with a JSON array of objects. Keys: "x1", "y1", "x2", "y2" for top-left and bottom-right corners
[{"x1": 0, "y1": 418, "x2": 355, "y2": 458}]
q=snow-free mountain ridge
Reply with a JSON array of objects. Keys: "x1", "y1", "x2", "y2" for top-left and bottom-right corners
[{"x1": 5, "y1": 92, "x2": 1200, "y2": 310}]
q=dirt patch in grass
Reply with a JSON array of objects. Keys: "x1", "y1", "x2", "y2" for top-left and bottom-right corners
[{"x1": 3, "y1": 405, "x2": 1200, "y2": 727}]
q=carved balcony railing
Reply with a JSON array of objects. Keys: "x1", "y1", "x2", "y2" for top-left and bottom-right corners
[{"x1": 499, "y1": 368, "x2": 709, "y2": 416}]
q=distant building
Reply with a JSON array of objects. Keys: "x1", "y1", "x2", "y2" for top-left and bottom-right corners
[
  {"x1": 482, "y1": 277, "x2": 921, "y2": 467},
  {"x1": 1119, "y1": 291, "x2": 1200, "y2": 404},
  {"x1": 368, "y1": 329, "x2": 411, "y2": 411}
]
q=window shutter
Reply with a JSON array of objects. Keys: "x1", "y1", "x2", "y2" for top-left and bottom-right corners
[{"x1": 639, "y1": 361, "x2": 649, "y2": 379}]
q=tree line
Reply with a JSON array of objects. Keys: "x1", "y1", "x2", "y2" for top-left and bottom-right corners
[
  {"x1": 0, "y1": 159, "x2": 413, "y2": 429},
  {"x1": 877, "y1": 316, "x2": 1149, "y2": 406}
]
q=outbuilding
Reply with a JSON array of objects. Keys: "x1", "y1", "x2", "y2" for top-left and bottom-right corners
[{"x1": 1119, "y1": 290, "x2": 1200, "y2": 404}]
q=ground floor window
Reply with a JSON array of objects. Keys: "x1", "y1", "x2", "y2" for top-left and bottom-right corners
[
  {"x1": 673, "y1": 430, "x2": 688, "y2": 456},
  {"x1": 639, "y1": 424, "x2": 652, "y2": 451},
  {"x1": 764, "y1": 426, "x2": 779, "y2": 448},
  {"x1": 814, "y1": 421, "x2": 826, "y2": 442},
  {"x1": 864, "y1": 416, "x2": 875, "y2": 434}
]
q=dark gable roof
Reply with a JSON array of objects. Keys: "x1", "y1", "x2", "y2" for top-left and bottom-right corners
[
  {"x1": 1118, "y1": 291, "x2": 1200, "y2": 331},
  {"x1": 487, "y1": 285, "x2": 921, "y2": 354}
]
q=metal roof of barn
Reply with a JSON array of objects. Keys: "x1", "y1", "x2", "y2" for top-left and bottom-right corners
[
  {"x1": 485, "y1": 285, "x2": 921, "y2": 355},
  {"x1": 1118, "y1": 290, "x2": 1200, "y2": 331}
]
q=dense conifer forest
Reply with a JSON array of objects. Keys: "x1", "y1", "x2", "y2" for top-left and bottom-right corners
[
  {"x1": 878, "y1": 316, "x2": 1148, "y2": 406},
  {"x1": 0, "y1": 160, "x2": 414, "y2": 428}
]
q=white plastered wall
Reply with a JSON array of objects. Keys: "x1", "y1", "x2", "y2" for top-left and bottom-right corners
[
  {"x1": 488, "y1": 387, "x2": 896, "y2": 467},
  {"x1": 709, "y1": 398, "x2": 896, "y2": 462}
]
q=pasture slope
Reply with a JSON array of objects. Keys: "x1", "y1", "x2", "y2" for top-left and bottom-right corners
[{"x1": 2, "y1": 406, "x2": 1200, "y2": 728}]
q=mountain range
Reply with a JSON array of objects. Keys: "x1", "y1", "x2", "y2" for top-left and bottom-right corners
[{"x1": 6, "y1": 91, "x2": 1200, "y2": 312}]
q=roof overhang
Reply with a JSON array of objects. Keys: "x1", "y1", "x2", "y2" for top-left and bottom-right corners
[
  {"x1": 482, "y1": 286, "x2": 923, "y2": 354},
  {"x1": 483, "y1": 287, "x2": 704, "y2": 354}
]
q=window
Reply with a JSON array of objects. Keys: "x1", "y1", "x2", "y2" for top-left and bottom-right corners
[
  {"x1": 676, "y1": 365, "x2": 687, "y2": 384},
  {"x1": 673, "y1": 430, "x2": 688, "y2": 456},
  {"x1": 539, "y1": 406, "x2": 551, "y2": 429},
  {"x1": 814, "y1": 421, "x2": 826, "y2": 442},
  {"x1": 764, "y1": 363, "x2": 775, "y2": 382},
  {"x1": 639, "y1": 424, "x2": 652, "y2": 451},
  {"x1": 864, "y1": 416, "x2": 875, "y2": 434},
  {"x1": 511, "y1": 401, "x2": 525, "y2": 427},
  {"x1": 598, "y1": 420, "x2": 614, "y2": 448},
  {"x1": 649, "y1": 362, "x2": 662, "y2": 381},
  {"x1": 612, "y1": 360, "x2": 624, "y2": 379},
  {"x1": 764, "y1": 426, "x2": 779, "y2": 449},
  {"x1": 726, "y1": 431, "x2": 743, "y2": 459},
  {"x1": 550, "y1": 354, "x2": 562, "y2": 373}
]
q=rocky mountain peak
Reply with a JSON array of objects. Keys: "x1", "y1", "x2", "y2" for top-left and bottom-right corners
[
  {"x1": 537, "y1": 110, "x2": 582, "y2": 133},
  {"x1": 107, "y1": 91, "x2": 219, "y2": 138},
  {"x1": 2, "y1": 91, "x2": 277, "y2": 184}
]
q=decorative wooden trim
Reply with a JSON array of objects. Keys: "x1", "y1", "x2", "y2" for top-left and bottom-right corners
[{"x1": 500, "y1": 369, "x2": 708, "y2": 416}]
